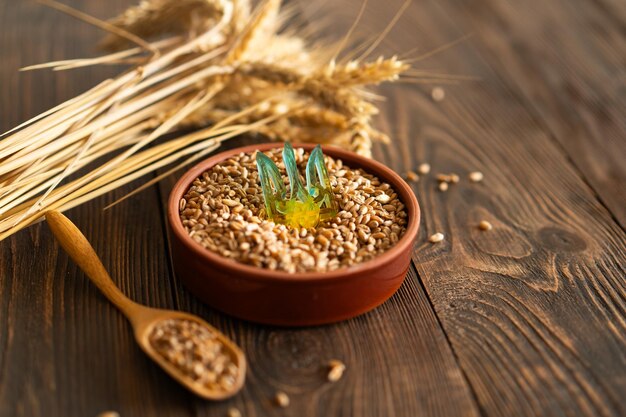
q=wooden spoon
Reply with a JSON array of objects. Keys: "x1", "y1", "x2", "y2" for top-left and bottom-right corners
[{"x1": 45, "y1": 210, "x2": 246, "y2": 400}]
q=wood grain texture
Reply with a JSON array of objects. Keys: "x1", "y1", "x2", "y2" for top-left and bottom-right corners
[
  {"x1": 448, "y1": 0, "x2": 626, "y2": 229},
  {"x1": 0, "y1": 1, "x2": 479, "y2": 416},
  {"x1": 297, "y1": 0, "x2": 626, "y2": 416}
]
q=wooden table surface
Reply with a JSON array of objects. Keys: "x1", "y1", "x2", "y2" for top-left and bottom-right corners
[{"x1": 1, "y1": 0, "x2": 625, "y2": 416}]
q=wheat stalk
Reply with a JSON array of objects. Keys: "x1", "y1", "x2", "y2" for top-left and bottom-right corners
[{"x1": 0, "y1": 0, "x2": 421, "y2": 241}]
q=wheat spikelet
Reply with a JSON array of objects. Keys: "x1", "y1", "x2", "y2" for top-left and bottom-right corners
[
  {"x1": 0, "y1": 0, "x2": 421, "y2": 240},
  {"x1": 239, "y1": 61, "x2": 303, "y2": 84},
  {"x1": 245, "y1": 35, "x2": 311, "y2": 69},
  {"x1": 226, "y1": 0, "x2": 282, "y2": 63},
  {"x1": 298, "y1": 79, "x2": 377, "y2": 119},
  {"x1": 230, "y1": 0, "x2": 252, "y2": 34},
  {"x1": 102, "y1": 0, "x2": 227, "y2": 50},
  {"x1": 291, "y1": 107, "x2": 350, "y2": 130},
  {"x1": 319, "y1": 56, "x2": 409, "y2": 86}
]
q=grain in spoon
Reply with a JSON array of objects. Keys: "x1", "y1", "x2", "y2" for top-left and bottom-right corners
[{"x1": 46, "y1": 210, "x2": 246, "y2": 400}]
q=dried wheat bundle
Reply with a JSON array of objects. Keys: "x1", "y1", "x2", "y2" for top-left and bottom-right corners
[{"x1": 0, "y1": 0, "x2": 463, "y2": 241}]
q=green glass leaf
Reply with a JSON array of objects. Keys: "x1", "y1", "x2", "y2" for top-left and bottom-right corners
[
  {"x1": 282, "y1": 142, "x2": 309, "y2": 202},
  {"x1": 306, "y1": 145, "x2": 338, "y2": 221},
  {"x1": 256, "y1": 151, "x2": 286, "y2": 221},
  {"x1": 256, "y1": 145, "x2": 338, "y2": 228}
]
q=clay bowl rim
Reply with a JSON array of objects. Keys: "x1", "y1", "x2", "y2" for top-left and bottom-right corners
[{"x1": 167, "y1": 142, "x2": 420, "y2": 283}]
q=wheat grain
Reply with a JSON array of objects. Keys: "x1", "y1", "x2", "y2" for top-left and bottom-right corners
[
  {"x1": 431, "y1": 86, "x2": 445, "y2": 101},
  {"x1": 429, "y1": 232, "x2": 444, "y2": 243},
  {"x1": 405, "y1": 171, "x2": 419, "y2": 182},
  {"x1": 327, "y1": 359, "x2": 346, "y2": 382},
  {"x1": 149, "y1": 318, "x2": 239, "y2": 391},
  {"x1": 417, "y1": 163, "x2": 430, "y2": 175},
  {"x1": 179, "y1": 148, "x2": 408, "y2": 272},
  {"x1": 478, "y1": 220, "x2": 492, "y2": 231},
  {"x1": 469, "y1": 171, "x2": 484, "y2": 183},
  {"x1": 274, "y1": 391, "x2": 289, "y2": 408},
  {"x1": 227, "y1": 408, "x2": 242, "y2": 417}
]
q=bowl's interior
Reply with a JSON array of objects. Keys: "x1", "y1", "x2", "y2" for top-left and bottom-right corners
[{"x1": 167, "y1": 143, "x2": 420, "y2": 281}]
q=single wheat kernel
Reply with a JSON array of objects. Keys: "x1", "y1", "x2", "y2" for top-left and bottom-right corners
[
  {"x1": 97, "y1": 412, "x2": 120, "y2": 417},
  {"x1": 222, "y1": 199, "x2": 240, "y2": 207},
  {"x1": 438, "y1": 182, "x2": 449, "y2": 192},
  {"x1": 405, "y1": 171, "x2": 419, "y2": 182},
  {"x1": 227, "y1": 407, "x2": 242, "y2": 417},
  {"x1": 479, "y1": 220, "x2": 493, "y2": 231},
  {"x1": 275, "y1": 391, "x2": 290, "y2": 408},
  {"x1": 450, "y1": 174, "x2": 460, "y2": 184},
  {"x1": 375, "y1": 193, "x2": 391, "y2": 203},
  {"x1": 469, "y1": 171, "x2": 484, "y2": 183},
  {"x1": 431, "y1": 87, "x2": 445, "y2": 102},
  {"x1": 429, "y1": 233, "x2": 444, "y2": 243},
  {"x1": 418, "y1": 163, "x2": 431, "y2": 175},
  {"x1": 327, "y1": 360, "x2": 346, "y2": 382},
  {"x1": 436, "y1": 174, "x2": 451, "y2": 182}
]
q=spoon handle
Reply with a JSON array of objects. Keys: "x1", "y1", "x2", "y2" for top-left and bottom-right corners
[{"x1": 46, "y1": 210, "x2": 140, "y2": 318}]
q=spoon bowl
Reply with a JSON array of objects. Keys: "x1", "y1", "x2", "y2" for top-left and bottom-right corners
[
  {"x1": 130, "y1": 307, "x2": 246, "y2": 400},
  {"x1": 46, "y1": 210, "x2": 246, "y2": 400}
]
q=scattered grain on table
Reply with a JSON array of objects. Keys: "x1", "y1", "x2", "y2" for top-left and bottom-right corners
[
  {"x1": 418, "y1": 163, "x2": 431, "y2": 175},
  {"x1": 431, "y1": 87, "x2": 445, "y2": 102},
  {"x1": 327, "y1": 359, "x2": 346, "y2": 382},
  {"x1": 405, "y1": 171, "x2": 419, "y2": 182},
  {"x1": 275, "y1": 391, "x2": 290, "y2": 408},
  {"x1": 478, "y1": 220, "x2": 493, "y2": 231},
  {"x1": 227, "y1": 407, "x2": 242, "y2": 417},
  {"x1": 469, "y1": 171, "x2": 484, "y2": 183},
  {"x1": 96, "y1": 412, "x2": 120, "y2": 417},
  {"x1": 429, "y1": 233, "x2": 445, "y2": 243}
]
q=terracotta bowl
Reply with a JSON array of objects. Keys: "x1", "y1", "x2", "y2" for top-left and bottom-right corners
[{"x1": 167, "y1": 143, "x2": 420, "y2": 326}]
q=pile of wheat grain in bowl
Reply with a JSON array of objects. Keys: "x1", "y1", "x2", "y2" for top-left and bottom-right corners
[{"x1": 179, "y1": 147, "x2": 408, "y2": 273}]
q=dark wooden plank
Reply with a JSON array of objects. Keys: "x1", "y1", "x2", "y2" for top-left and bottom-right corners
[
  {"x1": 0, "y1": 1, "x2": 194, "y2": 416},
  {"x1": 447, "y1": 0, "x2": 626, "y2": 229},
  {"x1": 297, "y1": 0, "x2": 626, "y2": 416},
  {"x1": 0, "y1": 188, "x2": 196, "y2": 416},
  {"x1": 156, "y1": 136, "x2": 481, "y2": 417}
]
